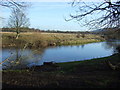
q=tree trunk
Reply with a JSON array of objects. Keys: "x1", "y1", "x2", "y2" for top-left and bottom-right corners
[
  {"x1": 16, "y1": 28, "x2": 20, "y2": 39},
  {"x1": 16, "y1": 33, "x2": 20, "y2": 39}
]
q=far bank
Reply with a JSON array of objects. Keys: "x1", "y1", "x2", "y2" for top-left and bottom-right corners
[{"x1": 2, "y1": 32, "x2": 104, "y2": 48}]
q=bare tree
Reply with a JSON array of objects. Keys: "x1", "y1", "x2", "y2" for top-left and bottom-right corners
[
  {"x1": 0, "y1": 0, "x2": 30, "y2": 39},
  {"x1": 67, "y1": 0, "x2": 120, "y2": 29},
  {"x1": 8, "y1": 6, "x2": 30, "y2": 39},
  {"x1": 0, "y1": 0, "x2": 26, "y2": 31}
]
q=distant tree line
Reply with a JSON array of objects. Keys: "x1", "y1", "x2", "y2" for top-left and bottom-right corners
[
  {"x1": 2, "y1": 27, "x2": 91, "y2": 34},
  {"x1": 41, "y1": 30, "x2": 90, "y2": 34},
  {"x1": 2, "y1": 27, "x2": 41, "y2": 32}
]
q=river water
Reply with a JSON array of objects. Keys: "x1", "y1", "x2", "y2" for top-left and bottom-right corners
[{"x1": 1, "y1": 41, "x2": 120, "y2": 69}]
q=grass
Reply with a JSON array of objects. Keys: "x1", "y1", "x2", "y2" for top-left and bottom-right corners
[
  {"x1": 2, "y1": 54, "x2": 120, "y2": 88},
  {"x1": 2, "y1": 32, "x2": 104, "y2": 48}
]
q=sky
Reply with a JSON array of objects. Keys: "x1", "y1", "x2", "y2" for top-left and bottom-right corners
[
  {"x1": 2, "y1": 1, "x2": 86, "y2": 31},
  {"x1": 1, "y1": 0, "x2": 118, "y2": 31},
  {"x1": 28, "y1": 2, "x2": 80, "y2": 31}
]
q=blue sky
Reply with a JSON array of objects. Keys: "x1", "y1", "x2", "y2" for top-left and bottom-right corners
[
  {"x1": 28, "y1": 2, "x2": 88, "y2": 31},
  {"x1": 2, "y1": 1, "x2": 91, "y2": 31},
  {"x1": 2, "y1": 0, "x2": 118, "y2": 31}
]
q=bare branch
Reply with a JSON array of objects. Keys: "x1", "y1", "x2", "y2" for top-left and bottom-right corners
[
  {"x1": 68, "y1": 0, "x2": 120, "y2": 29},
  {"x1": 0, "y1": 0, "x2": 27, "y2": 9}
]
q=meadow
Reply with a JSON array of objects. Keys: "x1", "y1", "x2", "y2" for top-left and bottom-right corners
[{"x1": 2, "y1": 32, "x2": 104, "y2": 48}]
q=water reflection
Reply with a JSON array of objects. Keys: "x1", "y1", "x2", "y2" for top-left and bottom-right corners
[
  {"x1": 102, "y1": 41, "x2": 120, "y2": 53},
  {"x1": 2, "y1": 41, "x2": 120, "y2": 69},
  {"x1": 81, "y1": 44, "x2": 85, "y2": 49},
  {"x1": 2, "y1": 47, "x2": 45, "y2": 69}
]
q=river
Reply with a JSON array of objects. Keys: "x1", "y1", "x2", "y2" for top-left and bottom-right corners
[{"x1": 1, "y1": 41, "x2": 120, "y2": 69}]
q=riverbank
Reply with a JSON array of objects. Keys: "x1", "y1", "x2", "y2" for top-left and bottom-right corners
[
  {"x1": 2, "y1": 53, "x2": 120, "y2": 88},
  {"x1": 2, "y1": 32, "x2": 104, "y2": 48}
]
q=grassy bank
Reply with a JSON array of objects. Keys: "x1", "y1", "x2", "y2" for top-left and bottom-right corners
[
  {"x1": 2, "y1": 32, "x2": 104, "y2": 48},
  {"x1": 2, "y1": 54, "x2": 120, "y2": 88}
]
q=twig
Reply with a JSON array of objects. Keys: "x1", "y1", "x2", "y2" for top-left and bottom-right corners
[{"x1": 0, "y1": 54, "x2": 13, "y2": 64}]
